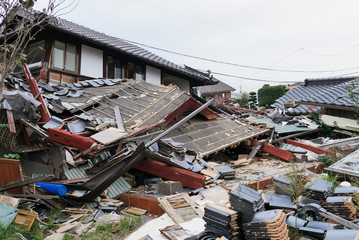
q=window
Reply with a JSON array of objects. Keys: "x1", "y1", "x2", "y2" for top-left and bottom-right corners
[
  {"x1": 106, "y1": 56, "x2": 122, "y2": 78},
  {"x1": 127, "y1": 62, "x2": 144, "y2": 80},
  {"x1": 52, "y1": 40, "x2": 78, "y2": 72}
]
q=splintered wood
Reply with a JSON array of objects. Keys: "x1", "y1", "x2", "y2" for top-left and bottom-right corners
[
  {"x1": 122, "y1": 207, "x2": 147, "y2": 215},
  {"x1": 158, "y1": 193, "x2": 203, "y2": 224}
]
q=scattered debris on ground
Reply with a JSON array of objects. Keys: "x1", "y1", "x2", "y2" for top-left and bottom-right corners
[{"x1": 2, "y1": 65, "x2": 359, "y2": 240}]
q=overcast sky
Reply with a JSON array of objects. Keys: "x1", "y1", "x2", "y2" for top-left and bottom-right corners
[{"x1": 35, "y1": 0, "x2": 359, "y2": 93}]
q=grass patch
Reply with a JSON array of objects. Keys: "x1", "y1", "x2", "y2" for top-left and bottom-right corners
[
  {"x1": 81, "y1": 215, "x2": 143, "y2": 240},
  {"x1": 321, "y1": 172, "x2": 339, "y2": 187},
  {"x1": 0, "y1": 220, "x2": 43, "y2": 240}
]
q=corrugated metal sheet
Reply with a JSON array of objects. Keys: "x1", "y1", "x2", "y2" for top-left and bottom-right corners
[
  {"x1": 65, "y1": 164, "x2": 131, "y2": 199},
  {"x1": 249, "y1": 118, "x2": 310, "y2": 134}
]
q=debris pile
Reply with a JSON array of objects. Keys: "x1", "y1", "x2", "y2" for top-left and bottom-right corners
[{"x1": 3, "y1": 65, "x2": 359, "y2": 239}]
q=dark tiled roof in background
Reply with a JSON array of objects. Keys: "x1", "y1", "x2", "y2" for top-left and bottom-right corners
[
  {"x1": 194, "y1": 80, "x2": 236, "y2": 95},
  {"x1": 272, "y1": 76, "x2": 359, "y2": 115},
  {"x1": 47, "y1": 18, "x2": 217, "y2": 85},
  {"x1": 304, "y1": 76, "x2": 359, "y2": 86}
]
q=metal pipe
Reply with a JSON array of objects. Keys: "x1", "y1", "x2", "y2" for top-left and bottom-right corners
[{"x1": 145, "y1": 98, "x2": 215, "y2": 148}]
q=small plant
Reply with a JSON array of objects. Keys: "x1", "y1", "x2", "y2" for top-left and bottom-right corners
[
  {"x1": 318, "y1": 155, "x2": 335, "y2": 167},
  {"x1": 321, "y1": 172, "x2": 339, "y2": 187},
  {"x1": 4, "y1": 153, "x2": 20, "y2": 159},
  {"x1": 63, "y1": 233, "x2": 75, "y2": 240},
  {"x1": 274, "y1": 164, "x2": 312, "y2": 206}
]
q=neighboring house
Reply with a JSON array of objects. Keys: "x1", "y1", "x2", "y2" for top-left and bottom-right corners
[
  {"x1": 194, "y1": 80, "x2": 235, "y2": 101},
  {"x1": 286, "y1": 82, "x2": 303, "y2": 92},
  {"x1": 272, "y1": 76, "x2": 359, "y2": 116},
  {"x1": 13, "y1": 12, "x2": 217, "y2": 92}
]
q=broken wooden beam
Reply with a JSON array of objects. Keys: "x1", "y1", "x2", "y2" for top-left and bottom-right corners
[
  {"x1": 22, "y1": 64, "x2": 51, "y2": 123},
  {"x1": 0, "y1": 174, "x2": 54, "y2": 192},
  {"x1": 134, "y1": 160, "x2": 206, "y2": 189},
  {"x1": 48, "y1": 128, "x2": 96, "y2": 150},
  {"x1": 252, "y1": 139, "x2": 296, "y2": 162},
  {"x1": 285, "y1": 139, "x2": 335, "y2": 156}
]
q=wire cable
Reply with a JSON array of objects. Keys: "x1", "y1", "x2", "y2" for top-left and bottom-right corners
[{"x1": 126, "y1": 39, "x2": 359, "y2": 73}]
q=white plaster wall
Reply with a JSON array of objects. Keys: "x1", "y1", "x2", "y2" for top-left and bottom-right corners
[
  {"x1": 145, "y1": 66, "x2": 161, "y2": 85},
  {"x1": 162, "y1": 74, "x2": 190, "y2": 92},
  {"x1": 80, "y1": 45, "x2": 103, "y2": 78}
]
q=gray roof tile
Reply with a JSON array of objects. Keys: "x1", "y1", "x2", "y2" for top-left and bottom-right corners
[
  {"x1": 47, "y1": 17, "x2": 217, "y2": 84},
  {"x1": 272, "y1": 77, "x2": 359, "y2": 115}
]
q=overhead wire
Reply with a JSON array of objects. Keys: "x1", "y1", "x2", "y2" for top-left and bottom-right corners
[
  {"x1": 131, "y1": 0, "x2": 359, "y2": 61},
  {"x1": 126, "y1": 39, "x2": 359, "y2": 73}
]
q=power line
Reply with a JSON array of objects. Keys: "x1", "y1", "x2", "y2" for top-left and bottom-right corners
[
  {"x1": 126, "y1": 39, "x2": 359, "y2": 73},
  {"x1": 131, "y1": 0, "x2": 359, "y2": 59},
  {"x1": 211, "y1": 71, "x2": 300, "y2": 83}
]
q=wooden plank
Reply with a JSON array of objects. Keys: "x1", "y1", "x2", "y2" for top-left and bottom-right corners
[
  {"x1": 200, "y1": 168, "x2": 219, "y2": 178},
  {"x1": 122, "y1": 207, "x2": 147, "y2": 215},
  {"x1": 158, "y1": 193, "x2": 203, "y2": 224},
  {"x1": 0, "y1": 195, "x2": 20, "y2": 208},
  {"x1": 20, "y1": 118, "x2": 49, "y2": 138},
  {"x1": 114, "y1": 106, "x2": 125, "y2": 131},
  {"x1": 6, "y1": 110, "x2": 16, "y2": 133}
]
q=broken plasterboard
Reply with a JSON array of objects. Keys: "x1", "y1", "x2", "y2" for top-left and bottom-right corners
[
  {"x1": 321, "y1": 114, "x2": 359, "y2": 132},
  {"x1": 90, "y1": 127, "x2": 128, "y2": 145}
]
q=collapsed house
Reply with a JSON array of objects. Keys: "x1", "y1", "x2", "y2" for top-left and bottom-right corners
[{"x1": 3, "y1": 9, "x2": 359, "y2": 240}]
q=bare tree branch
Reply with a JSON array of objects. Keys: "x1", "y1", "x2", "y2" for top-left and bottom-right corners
[{"x1": 0, "y1": 0, "x2": 79, "y2": 100}]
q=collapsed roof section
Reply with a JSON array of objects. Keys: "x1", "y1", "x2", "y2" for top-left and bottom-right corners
[
  {"x1": 50, "y1": 79, "x2": 219, "y2": 131},
  {"x1": 165, "y1": 118, "x2": 269, "y2": 157}
]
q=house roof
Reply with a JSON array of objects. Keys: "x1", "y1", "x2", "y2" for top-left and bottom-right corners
[
  {"x1": 272, "y1": 76, "x2": 359, "y2": 115},
  {"x1": 45, "y1": 17, "x2": 217, "y2": 85},
  {"x1": 194, "y1": 80, "x2": 235, "y2": 95}
]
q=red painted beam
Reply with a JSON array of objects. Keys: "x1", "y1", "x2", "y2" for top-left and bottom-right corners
[
  {"x1": 22, "y1": 64, "x2": 51, "y2": 123},
  {"x1": 164, "y1": 97, "x2": 218, "y2": 124},
  {"x1": 134, "y1": 160, "x2": 206, "y2": 189},
  {"x1": 252, "y1": 139, "x2": 296, "y2": 162},
  {"x1": 285, "y1": 139, "x2": 335, "y2": 156},
  {"x1": 48, "y1": 128, "x2": 96, "y2": 150}
]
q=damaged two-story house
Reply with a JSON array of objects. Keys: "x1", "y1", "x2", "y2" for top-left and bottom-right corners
[{"x1": 13, "y1": 11, "x2": 217, "y2": 92}]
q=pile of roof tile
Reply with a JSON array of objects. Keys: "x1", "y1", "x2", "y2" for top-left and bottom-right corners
[
  {"x1": 333, "y1": 186, "x2": 359, "y2": 196},
  {"x1": 243, "y1": 209, "x2": 289, "y2": 240},
  {"x1": 262, "y1": 193, "x2": 297, "y2": 210},
  {"x1": 323, "y1": 196, "x2": 358, "y2": 220},
  {"x1": 273, "y1": 175, "x2": 334, "y2": 201},
  {"x1": 214, "y1": 165, "x2": 236, "y2": 179},
  {"x1": 304, "y1": 178, "x2": 335, "y2": 201},
  {"x1": 203, "y1": 203, "x2": 240, "y2": 240},
  {"x1": 230, "y1": 184, "x2": 264, "y2": 223}
]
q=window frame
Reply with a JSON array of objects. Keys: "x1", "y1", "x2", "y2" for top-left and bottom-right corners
[{"x1": 51, "y1": 40, "x2": 79, "y2": 74}]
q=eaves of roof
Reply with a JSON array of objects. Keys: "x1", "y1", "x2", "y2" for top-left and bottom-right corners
[{"x1": 45, "y1": 18, "x2": 218, "y2": 85}]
